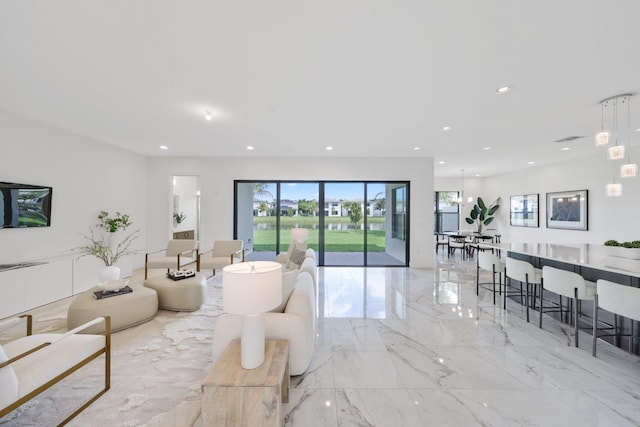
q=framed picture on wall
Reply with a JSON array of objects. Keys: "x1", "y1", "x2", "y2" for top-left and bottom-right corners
[
  {"x1": 546, "y1": 190, "x2": 588, "y2": 230},
  {"x1": 510, "y1": 194, "x2": 539, "y2": 227}
]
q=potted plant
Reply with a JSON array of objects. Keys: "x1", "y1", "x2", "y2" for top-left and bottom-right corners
[
  {"x1": 76, "y1": 211, "x2": 140, "y2": 281},
  {"x1": 173, "y1": 211, "x2": 186, "y2": 226},
  {"x1": 465, "y1": 197, "x2": 500, "y2": 234}
]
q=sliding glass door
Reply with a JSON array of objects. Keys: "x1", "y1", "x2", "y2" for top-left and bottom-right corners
[{"x1": 236, "y1": 181, "x2": 409, "y2": 266}]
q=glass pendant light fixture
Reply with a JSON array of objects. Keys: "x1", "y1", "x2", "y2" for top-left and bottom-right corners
[
  {"x1": 595, "y1": 101, "x2": 610, "y2": 146},
  {"x1": 620, "y1": 95, "x2": 638, "y2": 177},
  {"x1": 600, "y1": 94, "x2": 634, "y2": 195}
]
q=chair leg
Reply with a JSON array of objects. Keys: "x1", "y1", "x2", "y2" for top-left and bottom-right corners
[
  {"x1": 539, "y1": 285, "x2": 544, "y2": 329},
  {"x1": 592, "y1": 294, "x2": 599, "y2": 357},
  {"x1": 574, "y1": 288, "x2": 579, "y2": 347},
  {"x1": 525, "y1": 277, "x2": 530, "y2": 323}
]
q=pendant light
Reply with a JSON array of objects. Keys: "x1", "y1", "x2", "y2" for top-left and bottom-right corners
[{"x1": 620, "y1": 95, "x2": 638, "y2": 177}]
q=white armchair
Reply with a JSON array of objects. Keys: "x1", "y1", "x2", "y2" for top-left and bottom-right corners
[
  {"x1": 145, "y1": 239, "x2": 198, "y2": 279},
  {"x1": 1, "y1": 315, "x2": 111, "y2": 424},
  {"x1": 197, "y1": 240, "x2": 244, "y2": 276}
]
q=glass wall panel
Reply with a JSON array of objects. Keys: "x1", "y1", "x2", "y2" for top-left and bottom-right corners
[
  {"x1": 366, "y1": 183, "x2": 406, "y2": 266},
  {"x1": 278, "y1": 182, "x2": 319, "y2": 253},
  {"x1": 238, "y1": 182, "x2": 277, "y2": 261},
  {"x1": 323, "y1": 182, "x2": 364, "y2": 266}
]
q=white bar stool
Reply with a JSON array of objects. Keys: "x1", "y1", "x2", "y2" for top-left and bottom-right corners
[
  {"x1": 539, "y1": 266, "x2": 596, "y2": 347},
  {"x1": 592, "y1": 279, "x2": 640, "y2": 357}
]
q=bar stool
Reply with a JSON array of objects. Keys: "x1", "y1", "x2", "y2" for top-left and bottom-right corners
[
  {"x1": 539, "y1": 266, "x2": 595, "y2": 347},
  {"x1": 505, "y1": 257, "x2": 542, "y2": 322},
  {"x1": 476, "y1": 251, "x2": 506, "y2": 305},
  {"x1": 592, "y1": 279, "x2": 640, "y2": 357}
]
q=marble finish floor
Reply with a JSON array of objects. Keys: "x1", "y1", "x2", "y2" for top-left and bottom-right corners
[{"x1": 1, "y1": 254, "x2": 639, "y2": 426}]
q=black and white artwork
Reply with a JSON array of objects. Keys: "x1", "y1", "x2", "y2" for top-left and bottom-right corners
[{"x1": 546, "y1": 190, "x2": 588, "y2": 230}]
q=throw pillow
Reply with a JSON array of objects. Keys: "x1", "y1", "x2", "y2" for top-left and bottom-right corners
[{"x1": 289, "y1": 247, "x2": 306, "y2": 268}]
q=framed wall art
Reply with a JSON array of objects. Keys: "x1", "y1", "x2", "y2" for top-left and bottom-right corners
[
  {"x1": 546, "y1": 190, "x2": 588, "y2": 230},
  {"x1": 510, "y1": 194, "x2": 539, "y2": 227}
]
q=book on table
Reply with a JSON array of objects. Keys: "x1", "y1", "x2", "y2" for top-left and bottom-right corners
[{"x1": 93, "y1": 285, "x2": 133, "y2": 300}]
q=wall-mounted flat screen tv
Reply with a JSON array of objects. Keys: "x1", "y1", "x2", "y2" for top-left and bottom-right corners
[{"x1": 0, "y1": 181, "x2": 53, "y2": 228}]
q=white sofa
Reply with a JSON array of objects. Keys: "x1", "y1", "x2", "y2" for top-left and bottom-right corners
[{"x1": 212, "y1": 251, "x2": 317, "y2": 375}]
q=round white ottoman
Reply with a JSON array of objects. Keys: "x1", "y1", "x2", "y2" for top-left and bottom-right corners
[
  {"x1": 143, "y1": 273, "x2": 207, "y2": 311},
  {"x1": 67, "y1": 284, "x2": 159, "y2": 333}
]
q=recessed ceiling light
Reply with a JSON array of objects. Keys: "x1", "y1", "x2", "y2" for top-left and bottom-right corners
[
  {"x1": 203, "y1": 110, "x2": 212, "y2": 121},
  {"x1": 561, "y1": 147, "x2": 571, "y2": 151},
  {"x1": 442, "y1": 126, "x2": 452, "y2": 131},
  {"x1": 496, "y1": 86, "x2": 512, "y2": 94},
  {"x1": 159, "y1": 145, "x2": 168, "y2": 150},
  {"x1": 527, "y1": 161, "x2": 536, "y2": 165},
  {"x1": 635, "y1": 128, "x2": 640, "y2": 132},
  {"x1": 246, "y1": 146, "x2": 254, "y2": 151},
  {"x1": 325, "y1": 146, "x2": 333, "y2": 151},
  {"x1": 475, "y1": 174, "x2": 481, "y2": 177},
  {"x1": 438, "y1": 161, "x2": 446, "y2": 165},
  {"x1": 413, "y1": 146, "x2": 420, "y2": 151},
  {"x1": 482, "y1": 146, "x2": 491, "y2": 151}
]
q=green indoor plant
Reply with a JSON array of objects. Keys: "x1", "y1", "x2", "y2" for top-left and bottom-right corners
[
  {"x1": 173, "y1": 211, "x2": 186, "y2": 225},
  {"x1": 75, "y1": 211, "x2": 140, "y2": 280},
  {"x1": 465, "y1": 197, "x2": 500, "y2": 234}
]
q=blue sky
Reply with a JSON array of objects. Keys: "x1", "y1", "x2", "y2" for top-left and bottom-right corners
[{"x1": 256, "y1": 182, "x2": 387, "y2": 201}]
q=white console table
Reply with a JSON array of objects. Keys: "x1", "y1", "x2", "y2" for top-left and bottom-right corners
[{"x1": 0, "y1": 254, "x2": 134, "y2": 320}]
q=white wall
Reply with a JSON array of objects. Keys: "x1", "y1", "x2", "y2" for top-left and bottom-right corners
[
  {"x1": 0, "y1": 109, "x2": 147, "y2": 266},
  {"x1": 482, "y1": 153, "x2": 640, "y2": 244},
  {"x1": 146, "y1": 156, "x2": 435, "y2": 268}
]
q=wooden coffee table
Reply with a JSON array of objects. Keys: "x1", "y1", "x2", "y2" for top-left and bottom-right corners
[{"x1": 202, "y1": 339, "x2": 290, "y2": 426}]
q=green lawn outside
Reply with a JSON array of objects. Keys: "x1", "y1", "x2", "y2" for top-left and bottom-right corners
[{"x1": 252, "y1": 216, "x2": 386, "y2": 252}]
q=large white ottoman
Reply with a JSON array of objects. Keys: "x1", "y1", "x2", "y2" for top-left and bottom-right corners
[
  {"x1": 143, "y1": 273, "x2": 207, "y2": 311},
  {"x1": 67, "y1": 284, "x2": 159, "y2": 333}
]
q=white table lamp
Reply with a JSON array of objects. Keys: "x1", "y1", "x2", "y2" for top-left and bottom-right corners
[
  {"x1": 223, "y1": 261, "x2": 282, "y2": 369},
  {"x1": 291, "y1": 227, "x2": 308, "y2": 243}
]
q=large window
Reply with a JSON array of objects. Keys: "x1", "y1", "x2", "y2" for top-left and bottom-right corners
[
  {"x1": 434, "y1": 191, "x2": 459, "y2": 233},
  {"x1": 235, "y1": 181, "x2": 409, "y2": 266}
]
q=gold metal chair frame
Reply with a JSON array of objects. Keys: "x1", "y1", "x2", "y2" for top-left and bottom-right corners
[{"x1": 0, "y1": 315, "x2": 111, "y2": 426}]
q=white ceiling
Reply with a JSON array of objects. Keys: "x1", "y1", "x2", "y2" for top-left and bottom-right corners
[{"x1": 1, "y1": 1, "x2": 639, "y2": 177}]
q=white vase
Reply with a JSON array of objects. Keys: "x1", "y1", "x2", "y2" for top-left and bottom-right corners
[{"x1": 98, "y1": 265, "x2": 121, "y2": 282}]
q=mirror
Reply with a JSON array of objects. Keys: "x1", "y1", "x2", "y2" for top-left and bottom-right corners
[{"x1": 172, "y1": 176, "x2": 200, "y2": 243}]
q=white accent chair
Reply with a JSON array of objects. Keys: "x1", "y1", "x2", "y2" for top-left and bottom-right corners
[
  {"x1": 592, "y1": 279, "x2": 640, "y2": 357},
  {"x1": 144, "y1": 239, "x2": 198, "y2": 279},
  {"x1": 1, "y1": 315, "x2": 111, "y2": 424},
  {"x1": 197, "y1": 240, "x2": 244, "y2": 276},
  {"x1": 539, "y1": 266, "x2": 596, "y2": 347},
  {"x1": 476, "y1": 251, "x2": 506, "y2": 305},
  {"x1": 505, "y1": 257, "x2": 542, "y2": 322}
]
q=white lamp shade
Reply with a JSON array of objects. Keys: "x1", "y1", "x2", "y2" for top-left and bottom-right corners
[
  {"x1": 291, "y1": 227, "x2": 309, "y2": 242},
  {"x1": 223, "y1": 261, "x2": 282, "y2": 314},
  {"x1": 608, "y1": 145, "x2": 625, "y2": 160},
  {"x1": 595, "y1": 131, "x2": 610, "y2": 146}
]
